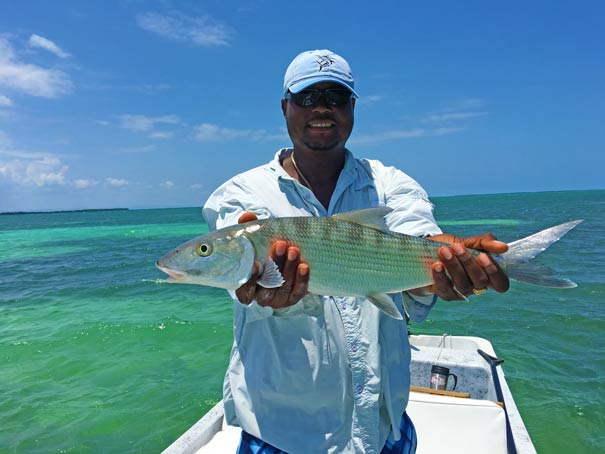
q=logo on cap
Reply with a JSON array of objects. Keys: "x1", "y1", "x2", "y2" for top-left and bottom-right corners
[{"x1": 316, "y1": 55, "x2": 335, "y2": 71}]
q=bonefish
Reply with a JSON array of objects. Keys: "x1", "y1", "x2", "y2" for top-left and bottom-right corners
[{"x1": 156, "y1": 207, "x2": 581, "y2": 320}]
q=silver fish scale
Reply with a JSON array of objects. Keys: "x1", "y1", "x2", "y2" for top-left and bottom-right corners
[{"x1": 251, "y1": 216, "x2": 438, "y2": 296}]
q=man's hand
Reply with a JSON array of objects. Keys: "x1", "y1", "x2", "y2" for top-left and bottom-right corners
[
  {"x1": 235, "y1": 212, "x2": 310, "y2": 308},
  {"x1": 418, "y1": 233, "x2": 510, "y2": 301}
]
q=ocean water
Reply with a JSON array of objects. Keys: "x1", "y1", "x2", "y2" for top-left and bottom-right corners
[{"x1": 1, "y1": 190, "x2": 603, "y2": 453}]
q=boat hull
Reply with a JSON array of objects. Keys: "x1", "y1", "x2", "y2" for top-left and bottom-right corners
[{"x1": 162, "y1": 335, "x2": 536, "y2": 454}]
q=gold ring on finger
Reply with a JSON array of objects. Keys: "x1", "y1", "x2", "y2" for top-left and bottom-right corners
[{"x1": 472, "y1": 288, "x2": 488, "y2": 296}]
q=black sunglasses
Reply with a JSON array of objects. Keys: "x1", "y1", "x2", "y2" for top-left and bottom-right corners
[{"x1": 286, "y1": 88, "x2": 353, "y2": 108}]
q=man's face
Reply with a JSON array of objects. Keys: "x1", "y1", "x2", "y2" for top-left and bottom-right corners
[{"x1": 281, "y1": 82, "x2": 355, "y2": 153}]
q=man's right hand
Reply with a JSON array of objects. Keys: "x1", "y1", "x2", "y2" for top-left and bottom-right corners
[{"x1": 235, "y1": 212, "x2": 310, "y2": 308}]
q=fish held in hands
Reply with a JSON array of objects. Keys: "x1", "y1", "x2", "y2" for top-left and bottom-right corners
[{"x1": 156, "y1": 207, "x2": 582, "y2": 320}]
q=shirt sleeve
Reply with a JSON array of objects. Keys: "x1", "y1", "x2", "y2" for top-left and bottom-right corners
[
  {"x1": 202, "y1": 174, "x2": 271, "y2": 231},
  {"x1": 366, "y1": 160, "x2": 442, "y2": 237},
  {"x1": 402, "y1": 292, "x2": 438, "y2": 323},
  {"x1": 367, "y1": 160, "x2": 442, "y2": 322}
]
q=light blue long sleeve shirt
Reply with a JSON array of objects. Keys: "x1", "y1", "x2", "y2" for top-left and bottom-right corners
[{"x1": 202, "y1": 149, "x2": 442, "y2": 454}]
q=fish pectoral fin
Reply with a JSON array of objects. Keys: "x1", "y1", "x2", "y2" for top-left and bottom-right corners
[
  {"x1": 367, "y1": 293, "x2": 403, "y2": 320},
  {"x1": 257, "y1": 257, "x2": 285, "y2": 288}
]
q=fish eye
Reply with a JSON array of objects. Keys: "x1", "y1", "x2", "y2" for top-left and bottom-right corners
[{"x1": 197, "y1": 243, "x2": 212, "y2": 257}]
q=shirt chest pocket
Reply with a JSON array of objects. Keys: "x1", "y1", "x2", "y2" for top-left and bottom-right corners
[{"x1": 333, "y1": 181, "x2": 380, "y2": 213}]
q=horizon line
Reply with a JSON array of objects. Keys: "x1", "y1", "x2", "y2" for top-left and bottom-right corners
[{"x1": 2, "y1": 188, "x2": 602, "y2": 215}]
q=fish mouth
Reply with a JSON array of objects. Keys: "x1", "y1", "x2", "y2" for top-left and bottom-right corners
[{"x1": 156, "y1": 262, "x2": 186, "y2": 281}]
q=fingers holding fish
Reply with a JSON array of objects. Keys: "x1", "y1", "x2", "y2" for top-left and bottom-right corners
[
  {"x1": 269, "y1": 241, "x2": 289, "y2": 275},
  {"x1": 257, "y1": 242, "x2": 303, "y2": 308},
  {"x1": 274, "y1": 244, "x2": 309, "y2": 308},
  {"x1": 280, "y1": 245, "x2": 303, "y2": 292},
  {"x1": 478, "y1": 253, "x2": 510, "y2": 293},
  {"x1": 238, "y1": 211, "x2": 259, "y2": 224},
  {"x1": 427, "y1": 232, "x2": 509, "y2": 300},
  {"x1": 432, "y1": 243, "x2": 509, "y2": 300},
  {"x1": 462, "y1": 233, "x2": 508, "y2": 255},
  {"x1": 431, "y1": 262, "x2": 464, "y2": 301},
  {"x1": 291, "y1": 262, "x2": 310, "y2": 303},
  {"x1": 236, "y1": 262, "x2": 261, "y2": 305},
  {"x1": 451, "y1": 243, "x2": 490, "y2": 294},
  {"x1": 236, "y1": 240, "x2": 310, "y2": 309},
  {"x1": 433, "y1": 245, "x2": 475, "y2": 299},
  {"x1": 454, "y1": 233, "x2": 509, "y2": 294}
]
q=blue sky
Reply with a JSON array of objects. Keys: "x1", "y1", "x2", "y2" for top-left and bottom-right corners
[{"x1": 0, "y1": 1, "x2": 603, "y2": 212}]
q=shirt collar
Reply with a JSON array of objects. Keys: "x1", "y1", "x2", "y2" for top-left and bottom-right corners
[{"x1": 270, "y1": 148, "x2": 359, "y2": 180}]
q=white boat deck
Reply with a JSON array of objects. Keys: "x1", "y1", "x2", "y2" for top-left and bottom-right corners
[
  {"x1": 408, "y1": 335, "x2": 536, "y2": 453},
  {"x1": 163, "y1": 335, "x2": 536, "y2": 454}
]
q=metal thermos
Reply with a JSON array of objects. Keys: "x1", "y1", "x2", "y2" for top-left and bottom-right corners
[{"x1": 429, "y1": 365, "x2": 458, "y2": 391}]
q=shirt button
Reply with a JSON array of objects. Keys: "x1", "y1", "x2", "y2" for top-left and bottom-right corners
[
  {"x1": 351, "y1": 343, "x2": 358, "y2": 352},
  {"x1": 303, "y1": 193, "x2": 311, "y2": 200},
  {"x1": 356, "y1": 384, "x2": 363, "y2": 394}
]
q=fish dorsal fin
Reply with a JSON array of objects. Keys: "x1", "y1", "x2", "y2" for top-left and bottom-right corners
[{"x1": 332, "y1": 207, "x2": 393, "y2": 233}]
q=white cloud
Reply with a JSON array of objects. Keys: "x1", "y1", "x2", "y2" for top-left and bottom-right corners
[
  {"x1": 0, "y1": 134, "x2": 129, "y2": 193},
  {"x1": 0, "y1": 94, "x2": 13, "y2": 106},
  {"x1": 26, "y1": 156, "x2": 67, "y2": 186},
  {"x1": 137, "y1": 12, "x2": 233, "y2": 47},
  {"x1": 89, "y1": 82, "x2": 171, "y2": 93},
  {"x1": 422, "y1": 112, "x2": 487, "y2": 123},
  {"x1": 105, "y1": 177, "x2": 128, "y2": 187},
  {"x1": 422, "y1": 98, "x2": 487, "y2": 122},
  {"x1": 0, "y1": 37, "x2": 73, "y2": 98},
  {"x1": 420, "y1": 99, "x2": 487, "y2": 125},
  {"x1": 190, "y1": 183, "x2": 202, "y2": 189},
  {"x1": 149, "y1": 130, "x2": 174, "y2": 139},
  {"x1": 28, "y1": 34, "x2": 71, "y2": 58},
  {"x1": 118, "y1": 114, "x2": 179, "y2": 132},
  {"x1": 350, "y1": 129, "x2": 425, "y2": 145},
  {"x1": 160, "y1": 180, "x2": 175, "y2": 188},
  {"x1": 193, "y1": 123, "x2": 272, "y2": 142},
  {"x1": 0, "y1": 150, "x2": 69, "y2": 186},
  {"x1": 351, "y1": 98, "x2": 486, "y2": 145},
  {"x1": 357, "y1": 95, "x2": 384, "y2": 105},
  {"x1": 73, "y1": 179, "x2": 98, "y2": 189},
  {"x1": 350, "y1": 127, "x2": 463, "y2": 146}
]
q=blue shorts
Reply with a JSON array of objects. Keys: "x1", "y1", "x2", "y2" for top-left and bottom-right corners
[{"x1": 237, "y1": 412, "x2": 417, "y2": 454}]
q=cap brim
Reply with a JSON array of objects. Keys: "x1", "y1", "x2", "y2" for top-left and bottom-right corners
[{"x1": 287, "y1": 76, "x2": 358, "y2": 97}]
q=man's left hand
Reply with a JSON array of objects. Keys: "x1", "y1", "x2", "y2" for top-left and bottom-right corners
[{"x1": 417, "y1": 233, "x2": 510, "y2": 301}]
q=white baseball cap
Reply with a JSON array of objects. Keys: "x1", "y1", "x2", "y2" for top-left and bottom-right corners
[{"x1": 283, "y1": 49, "x2": 358, "y2": 97}]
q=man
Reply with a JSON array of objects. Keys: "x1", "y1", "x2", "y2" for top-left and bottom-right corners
[{"x1": 202, "y1": 50, "x2": 509, "y2": 454}]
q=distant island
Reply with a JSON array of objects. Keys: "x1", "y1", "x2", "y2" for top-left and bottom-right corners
[{"x1": 0, "y1": 208, "x2": 129, "y2": 215}]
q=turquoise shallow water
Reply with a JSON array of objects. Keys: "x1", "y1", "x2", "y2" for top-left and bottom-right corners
[{"x1": 1, "y1": 190, "x2": 603, "y2": 453}]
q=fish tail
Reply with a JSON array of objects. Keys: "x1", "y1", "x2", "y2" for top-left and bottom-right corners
[{"x1": 497, "y1": 220, "x2": 582, "y2": 288}]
